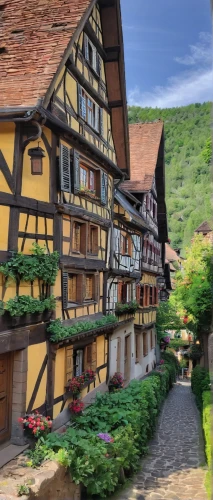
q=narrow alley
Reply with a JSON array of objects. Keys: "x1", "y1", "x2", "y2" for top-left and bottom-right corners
[{"x1": 112, "y1": 382, "x2": 207, "y2": 500}]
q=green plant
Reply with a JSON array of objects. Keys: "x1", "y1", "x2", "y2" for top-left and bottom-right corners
[
  {"x1": 179, "y1": 358, "x2": 188, "y2": 369},
  {"x1": 27, "y1": 355, "x2": 176, "y2": 497},
  {"x1": 191, "y1": 366, "x2": 210, "y2": 410},
  {"x1": 0, "y1": 243, "x2": 59, "y2": 286},
  {"x1": 18, "y1": 413, "x2": 52, "y2": 438},
  {"x1": 115, "y1": 301, "x2": 138, "y2": 316},
  {"x1": 47, "y1": 315, "x2": 117, "y2": 343},
  {"x1": 0, "y1": 300, "x2": 4, "y2": 316},
  {"x1": 3, "y1": 295, "x2": 56, "y2": 317},
  {"x1": 169, "y1": 339, "x2": 188, "y2": 350},
  {"x1": 185, "y1": 344, "x2": 203, "y2": 360},
  {"x1": 17, "y1": 484, "x2": 30, "y2": 496}
]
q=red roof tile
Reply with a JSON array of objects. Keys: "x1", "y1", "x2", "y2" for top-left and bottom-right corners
[
  {"x1": 0, "y1": 0, "x2": 93, "y2": 107},
  {"x1": 165, "y1": 244, "x2": 181, "y2": 263},
  {"x1": 121, "y1": 121, "x2": 164, "y2": 192}
]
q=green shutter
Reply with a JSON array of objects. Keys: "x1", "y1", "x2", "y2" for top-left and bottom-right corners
[
  {"x1": 62, "y1": 272, "x2": 68, "y2": 310},
  {"x1": 101, "y1": 172, "x2": 108, "y2": 205}
]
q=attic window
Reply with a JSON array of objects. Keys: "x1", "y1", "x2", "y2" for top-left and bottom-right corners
[{"x1": 0, "y1": 47, "x2": 6, "y2": 54}]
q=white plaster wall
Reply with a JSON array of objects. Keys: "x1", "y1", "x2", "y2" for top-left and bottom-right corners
[
  {"x1": 109, "y1": 320, "x2": 135, "y2": 380},
  {"x1": 134, "y1": 329, "x2": 156, "y2": 380}
]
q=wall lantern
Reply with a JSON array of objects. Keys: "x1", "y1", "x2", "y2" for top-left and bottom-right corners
[
  {"x1": 159, "y1": 289, "x2": 168, "y2": 301},
  {"x1": 28, "y1": 145, "x2": 45, "y2": 175},
  {"x1": 157, "y1": 276, "x2": 165, "y2": 289}
]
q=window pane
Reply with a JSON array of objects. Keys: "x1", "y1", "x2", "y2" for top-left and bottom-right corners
[
  {"x1": 68, "y1": 275, "x2": 77, "y2": 302},
  {"x1": 80, "y1": 167, "x2": 87, "y2": 188},
  {"x1": 73, "y1": 223, "x2": 80, "y2": 252},
  {"x1": 89, "y1": 171, "x2": 95, "y2": 190},
  {"x1": 85, "y1": 275, "x2": 93, "y2": 300}
]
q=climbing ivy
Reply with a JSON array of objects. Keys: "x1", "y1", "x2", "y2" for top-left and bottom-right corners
[{"x1": 0, "y1": 243, "x2": 59, "y2": 285}]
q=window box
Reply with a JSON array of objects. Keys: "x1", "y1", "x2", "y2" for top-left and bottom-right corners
[
  {"x1": 115, "y1": 301, "x2": 138, "y2": 317},
  {"x1": 0, "y1": 309, "x2": 53, "y2": 330}
]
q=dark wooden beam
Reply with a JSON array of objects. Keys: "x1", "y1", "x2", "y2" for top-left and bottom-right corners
[
  {"x1": 0, "y1": 329, "x2": 30, "y2": 354},
  {"x1": 0, "y1": 251, "x2": 10, "y2": 262},
  {"x1": 0, "y1": 192, "x2": 55, "y2": 215},
  {"x1": 56, "y1": 203, "x2": 111, "y2": 228},
  {"x1": 18, "y1": 232, "x2": 53, "y2": 241},
  {"x1": 60, "y1": 256, "x2": 106, "y2": 270},
  {"x1": 27, "y1": 354, "x2": 48, "y2": 413},
  {"x1": 0, "y1": 150, "x2": 15, "y2": 193},
  {"x1": 105, "y1": 45, "x2": 120, "y2": 63},
  {"x1": 66, "y1": 60, "x2": 109, "y2": 113},
  {"x1": 8, "y1": 207, "x2": 19, "y2": 252},
  {"x1": 99, "y1": 0, "x2": 115, "y2": 6},
  {"x1": 108, "y1": 100, "x2": 123, "y2": 109},
  {"x1": 50, "y1": 133, "x2": 58, "y2": 203},
  {"x1": 46, "y1": 343, "x2": 57, "y2": 419},
  {"x1": 53, "y1": 213, "x2": 62, "y2": 253}
]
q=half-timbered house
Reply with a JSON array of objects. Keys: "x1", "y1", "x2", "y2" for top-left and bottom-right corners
[
  {"x1": 107, "y1": 188, "x2": 148, "y2": 383},
  {"x1": 0, "y1": 0, "x2": 129, "y2": 444},
  {"x1": 121, "y1": 122, "x2": 168, "y2": 377}
]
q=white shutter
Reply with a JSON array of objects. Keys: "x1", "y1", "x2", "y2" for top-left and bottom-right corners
[
  {"x1": 60, "y1": 144, "x2": 71, "y2": 193},
  {"x1": 101, "y1": 172, "x2": 107, "y2": 205},
  {"x1": 78, "y1": 84, "x2": 86, "y2": 120}
]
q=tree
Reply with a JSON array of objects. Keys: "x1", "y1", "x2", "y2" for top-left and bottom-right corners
[
  {"x1": 201, "y1": 137, "x2": 212, "y2": 166},
  {"x1": 156, "y1": 300, "x2": 184, "y2": 344},
  {"x1": 172, "y1": 235, "x2": 212, "y2": 367}
]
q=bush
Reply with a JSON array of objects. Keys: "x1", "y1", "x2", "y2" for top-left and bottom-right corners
[
  {"x1": 169, "y1": 339, "x2": 188, "y2": 350},
  {"x1": 191, "y1": 366, "x2": 210, "y2": 410},
  {"x1": 28, "y1": 358, "x2": 176, "y2": 498}
]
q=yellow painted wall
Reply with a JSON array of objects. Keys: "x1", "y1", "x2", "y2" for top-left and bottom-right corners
[
  {"x1": 21, "y1": 132, "x2": 50, "y2": 202},
  {"x1": 0, "y1": 123, "x2": 15, "y2": 194},
  {"x1": 54, "y1": 348, "x2": 65, "y2": 399},
  {"x1": 26, "y1": 342, "x2": 47, "y2": 410}
]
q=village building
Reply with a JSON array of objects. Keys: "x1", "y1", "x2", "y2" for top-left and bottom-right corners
[
  {"x1": 0, "y1": 0, "x2": 130, "y2": 445},
  {"x1": 121, "y1": 122, "x2": 168, "y2": 377}
]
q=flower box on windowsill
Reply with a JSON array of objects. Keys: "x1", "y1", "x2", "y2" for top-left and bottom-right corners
[
  {"x1": 0, "y1": 309, "x2": 54, "y2": 330},
  {"x1": 115, "y1": 301, "x2": 139, "y2": 317}
]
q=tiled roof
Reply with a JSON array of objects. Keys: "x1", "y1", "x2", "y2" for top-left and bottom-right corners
[
  {"x1": 121, "y1": 121, "x2": 164, "y2": 192},
  {"x1": 0, "y1": 0, "x2": 93, "y2": 107},
  {"x1": 194, "y1": 221, "x2": 212, "y2": 233},
  {"x1": 165, "y1": 243, "x2": 181, "y2": 263}
]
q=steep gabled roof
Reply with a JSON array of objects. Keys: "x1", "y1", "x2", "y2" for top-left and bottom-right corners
[
  {"x1": 0, "y1": 0, "x2": 94, "y2": 107},
  {"x1": 166, "y1": 243, "x2": 181, "y2": 263},
  {"x1": 194, "y1": 221, "x2": 212, "y2": 234},
  {"x1": 121, "y1": 121, "x2": 164, "y2": 192}
]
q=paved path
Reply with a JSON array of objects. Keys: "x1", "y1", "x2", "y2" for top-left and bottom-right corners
[{"x1": 111, "y1": 382, "x2": 207, "y2": 500}]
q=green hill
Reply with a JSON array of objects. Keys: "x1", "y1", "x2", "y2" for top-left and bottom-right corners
[{"x1": 128, "y1": 102, "x2": 212, "y2": 252}]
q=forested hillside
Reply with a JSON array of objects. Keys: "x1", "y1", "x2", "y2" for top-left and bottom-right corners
[{"x1": 128, "y1": 103, "x2": 211, "y2": 252}]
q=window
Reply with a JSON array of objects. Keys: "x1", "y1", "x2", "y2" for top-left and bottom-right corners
[
  {"x1": 84, "y1": 342, "x2": 97, "y2": 371},
  {"x1": 73, "y1": 222, "x2": 81, "y2": 252},
  {"x1": 63, "y1": 271, "x2": 99, "y2": 308},
  {"x1": 65, "y1": 346, "x2": 73, "y2": 382},
  {"x1": 78, "y1": 86, "x2": 100, "y2": 132},
  {"x1": 117, "y1": 282, "x2": 128, "y2": 303},
  {"x1": 68, "y1": 274, "x2": 77, "y2": 302},
  {"x1": 84, "y1": 33, "x2": 101, "y2": 77},
  {"x1": 85, "y1": 275, "x2": 93, "y2": 301},
  {"x1": 72, "y1": 221, "x2": 87, "y2": 254},
  {"x1": 143, "y1": 332, "x2": 148, "y2": 357},
  {"x1": 120, "y1": 233, "x2": 131, "y2": 256},
  {"x1": 74, "y1": 349, "x2": 83, "y2": 376},
  {"x1": 135, "y1": 333, "x2": 141, "y2": 363},
  {"x1": 79, "y1": 164, "x2": 97, "y2": 194},
  {"x1": 88, "y1": 225, "x2": 98, "y2": 254},
  {"x1": 149, "y1": 286, "x2": 153, "y2": 306}
]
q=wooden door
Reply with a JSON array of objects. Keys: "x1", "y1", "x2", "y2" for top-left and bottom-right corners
[
  {"x1": 124, "y1": 335, "x2": 131, "y2": 382},
  {"x1": 0, "y1": 353, "x2": 12, "y2": 443}
]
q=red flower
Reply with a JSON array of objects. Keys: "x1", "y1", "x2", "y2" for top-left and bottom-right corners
[{"x1": 40, "y1": 425, "x2": 45, "y2": 431}]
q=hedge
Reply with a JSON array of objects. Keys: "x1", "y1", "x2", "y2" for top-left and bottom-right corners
[
  {"x1": 191, "y1": 366, "x2": 211, "y2": 499},
  {"x1": 191, "y1": 365, "x2": 210, "y2": 410},
  {"x1": 203, "y1": 391, "x2": 212, "y2": 499},
  {"x1": 27, "y1": 352, "x2": 178, "y2": 499}
]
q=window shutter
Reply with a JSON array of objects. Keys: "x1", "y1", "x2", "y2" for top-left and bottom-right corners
[
  {"x1": 117, "y1": 337, "x2": 121, "y2": 372},
  {"x1": 78, "y1": 84, "x2": 86, "y2": 120},
  {"x1": 80, "y1": 223, "x2": 87, "y2": 254},
  {"x1": 62, "y1": 271, "x2": 68, "y2": 309},
  {"x1": 96, "y1": 52, "x2": 101, "y2": 76},
  {"x1": 60, "y1": 144, "x2": 71, "y2": 193},
  {"x1": 84, "y1": 344, "x2": 93, "y2": 370},
  {"x1": 84, "y1": 33, "x2": 89, "y2": 61},
  {"x1": 92, "y1": 45, "x2": 97, "y2": 70},
  {"x1": 92, "y1": 341, "x2": 97, "y2": 371},
  {"x1": 136, "y1": 284, "x2": 140, "y2": 303},
  {"x1": 99, "y1": 108, "x2": 104, "y2": 136},
  {"x1": 101, "y1": 172, "x2": 107, "y2": 205},
  {"x1": 117, "y1": 282, "x2": 122, "y2": 302},
  {"x1": 93, "y1": 273, "x2": 100, "y2": 302},
  {"x1": 65, "y1": 346, "x2": 73, "y2": 382},
  {"x1": 76, "y1": 274, "x2": 85, "y2": 304},
  {"x1": 95, "y1": 105, "x2": 99, "y2": 132}
]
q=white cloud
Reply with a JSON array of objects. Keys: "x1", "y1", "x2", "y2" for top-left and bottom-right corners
[{"x1": 128, "y1": 32, "x2": 213, "y2": 108}]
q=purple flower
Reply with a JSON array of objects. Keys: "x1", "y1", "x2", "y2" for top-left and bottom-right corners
[{"x1": 97, "y1": 433, "x2": 112, "y2": 443}]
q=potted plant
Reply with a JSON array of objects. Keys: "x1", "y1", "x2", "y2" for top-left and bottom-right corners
[
  {"x1": 69, "y1": 399, "x2": 84, "y2": 416},
  {"x1": 18, "y1": 412, "x2": 52, "y2": 446},
  {"x1": 109, "y1": 372, "x2": 124, "y2": 392}
]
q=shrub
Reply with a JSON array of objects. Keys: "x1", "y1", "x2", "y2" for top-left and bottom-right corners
[
  {"x1": 191, "y1": 365, "x2": 210, "y2": 410},
  {"x1": 28, "y1": 357, "x2": 176, "y2": 498},
  {"x1": 203, "y1": 391, "x2": 212, "y2": 499},
  {"x1": 47, "y1": 315, "x2": 117, "y2": 342}
]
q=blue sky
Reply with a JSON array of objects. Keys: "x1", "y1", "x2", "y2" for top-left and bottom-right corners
[{"x1": 121, "y1": 0, "x2": 212, "y2": 108}]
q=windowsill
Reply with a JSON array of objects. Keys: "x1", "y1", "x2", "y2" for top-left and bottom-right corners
[{"x1": 67, "y1": 300, "x2": 98, "y2": 309}]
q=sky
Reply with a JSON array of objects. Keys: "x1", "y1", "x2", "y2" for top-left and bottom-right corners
[{"x1": 121, "y1": 0, "x2": 212, "y2": 108}]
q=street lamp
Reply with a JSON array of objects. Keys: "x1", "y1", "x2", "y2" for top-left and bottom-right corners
[{"x1": 28, "y1": 145, "x2": 46, "y2": 175}]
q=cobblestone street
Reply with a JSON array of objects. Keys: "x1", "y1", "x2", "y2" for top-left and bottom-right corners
[{"x1": 111, "y1": 381, "x2": 207, "y2": 500}]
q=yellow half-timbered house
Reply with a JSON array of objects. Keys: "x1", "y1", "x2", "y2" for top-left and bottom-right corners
[
  {"x1": 0, "y1": 0, "x2": 130, "y2": 444},
  {"x1": 122, "y1": 122, "x2": 168, "y2": 377}
]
